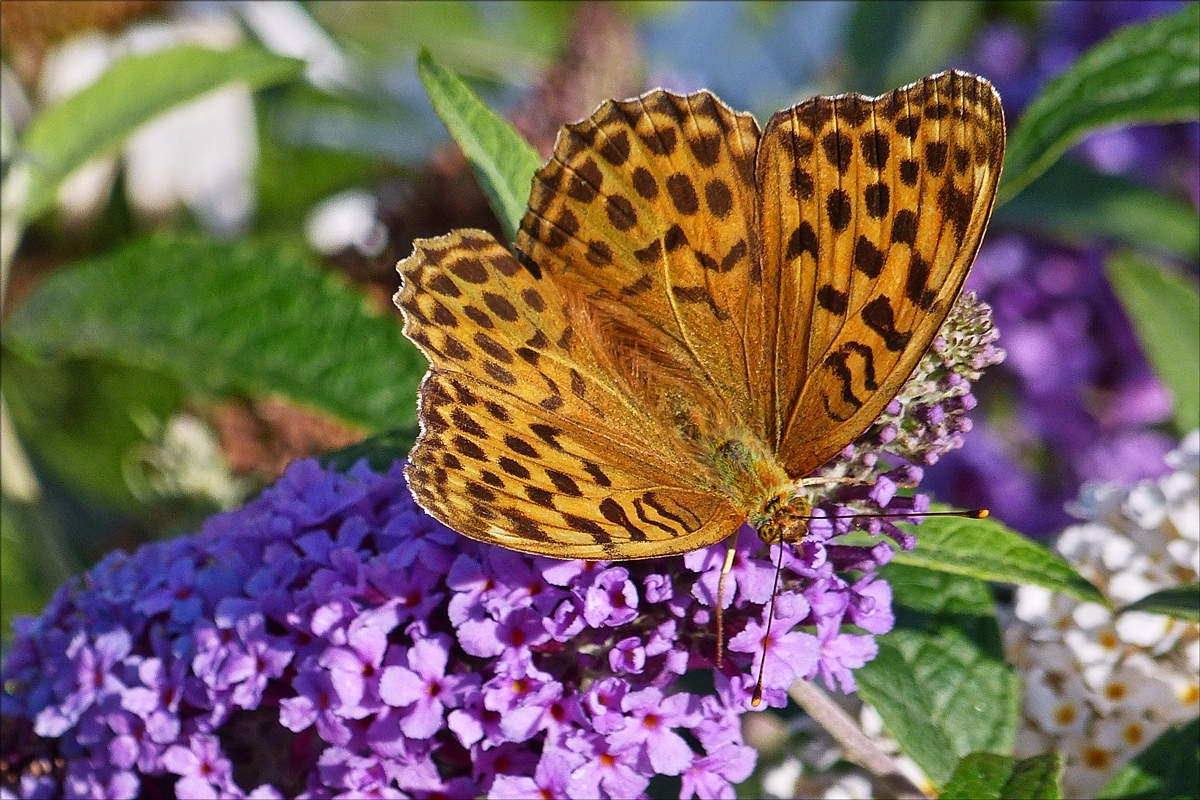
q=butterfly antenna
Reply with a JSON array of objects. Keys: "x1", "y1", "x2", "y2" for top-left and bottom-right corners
[
  {"x1": 715, "y1": 541, "x2": 737, "y2": 668},
  {"x1": 751, "y1": 526, "x2": 787, "y2": 708},
  {"x1": 823, "y1": 508, "x2": 988, "y2": 522}
]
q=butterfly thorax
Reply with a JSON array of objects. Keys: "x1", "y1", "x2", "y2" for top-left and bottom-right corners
[{"x1": 699, "y1": 427, "x2": 812, "y2": 544}]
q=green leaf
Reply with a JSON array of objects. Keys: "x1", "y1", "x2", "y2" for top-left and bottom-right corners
[
  {"x1": 855, "y1": 643, "x2": 961, "y2": 785},
  {"x1": 1098, "y1": 717, "x2": 1200, "y2": 799},
  {"x1": 845, "y1": 2, "x2": 985, "y2": 95},
  {"x1": 5, "y1": 236, "x2": 425, "y2": 432},
  {"x1": 883, "y1": 2, "x2": 986, "y2": 90},
  {"x1": 845, "y1": 1, "x2": 916, "y2": 95},
  {"x1": 856, "y1": 565, "x2": 1020, "y2": 789},
  {"x1": 417, "y1": 47, "x2": 543, "y2": 243},
  {"x1": 310, "y1": 2, "x2": 575, "y2": 79},
  {"x1": 10, "y1": 45, "x2": 304, "y2": 222},
  {"x1": 840, "y1": 512, "x2": 1106, "y2": 605},
  {"x1": 1, "y1": 496, "x2": 58, "y2": 638},
  {"x1": 992, "y1": 158, "x2": 1200, "y2": 261},
  {"x1": 320, "y1": 426, "x2": 419, "y2": 474},
  {"x1": 1119, "y1": 583, "x2": 1200, "y2": 623},
  {"x1": 2, "y1": 350, "x2": 185, "y2": 509},
  {"x1": 942, "y1": 752, "x2": 1064, "y2": 800},
  {"x1": 256, "y1": 91, "x2": 385, "y2": 230},
  {"x1": 1000, "y1": 5, "x2": 1200, "y2": 203},
  {"x1": 1105, "y1": 251, "x2": 1200, "y2": 433}
]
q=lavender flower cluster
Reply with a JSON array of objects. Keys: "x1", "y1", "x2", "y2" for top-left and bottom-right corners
[
  {"x1": 1, "y1": 297, "x2": 1000, "y2": 799},
  {"x1": 926, "y1": 235, "x2": 1180, "y2": 536},
  {"x1": 815, "y1": 293, "x2": 1005, "y2": 542}
]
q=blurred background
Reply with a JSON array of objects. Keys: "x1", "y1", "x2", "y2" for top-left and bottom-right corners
[{"x1": 1, "y1": 0, "x2": 1197, "y2": 640}]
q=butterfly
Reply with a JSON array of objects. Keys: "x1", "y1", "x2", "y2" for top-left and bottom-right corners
[{"x1": 396, "y1": 70, "x2": 1004, "y2": 561}]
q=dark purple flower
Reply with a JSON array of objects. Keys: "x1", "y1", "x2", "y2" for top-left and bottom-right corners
[
  {"x1": 928, "y1": 237, "x2": 1178, "y2": 536},
  {"x1": 279, "y1": 668, "x2": 353, "y2": 746},
  {"x1": 132, "y1": 560, "x2": 203, "y2": 627}
]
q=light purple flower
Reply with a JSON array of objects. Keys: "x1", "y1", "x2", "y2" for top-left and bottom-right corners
[
  {"x1": 608, "y1": 687, "x2": 701, "y2": 775},
  {"x1": 36, "y1": 629, "x2": 131, "y2": 738},
  {"x1": 1, "y1": 293, "x2": 1001, "y2": 796},
  {"x1": 812, "y1": 621, "x2": 879, "y2": 694},
  {"x1": 489, "y1": 749, "x2": 580, "y2": 799},
  {"x1": 680, "y1": 743, "x2": 757, "y2": 800},
  {"x1": 161, "y1": 733, "x2": 233, "y2": 799},
  {"x1": 728, "y1": 609, "x2": 819, "y2": 694},
  {"x1": 583, "y1": 567, "x2": 640, "y2": 627},
  {"x1": 565, "y1": 732, "x2": 652, "y2": 799},
  {"x1": 379, "y1": 634, "x2": 476, "y2": 738}
]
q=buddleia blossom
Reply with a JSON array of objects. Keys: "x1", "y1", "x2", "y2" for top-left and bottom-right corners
[
  {"x1": 1, "y1": 299, "x2": 999, "y2": 798},
  {"x1": 754, "y1": 432, "x2": 1199, "y2": 800},
  {"x1": 815, "y1": 293, "x2": 1004, "y2": 549},
  {"x1": 1004, "y1": 431, "x2": 1200, "y2": 798}
]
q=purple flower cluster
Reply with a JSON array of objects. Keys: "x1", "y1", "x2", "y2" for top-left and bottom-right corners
[
  {"x1": 925, "y1": 237, "x2": 1179, "y2": 535},
  {"x1": 813, "y1": 293, "x2": 1005, "y2": 545},
  {"x1": 924, "y1": 1, "x2": 1200, "y2": 536},
  {"x1": 1, "y1": 297, "x2": 1000, "y2": 799}
]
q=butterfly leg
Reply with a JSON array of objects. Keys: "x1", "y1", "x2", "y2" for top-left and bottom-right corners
[{"x1": 714, "y1": 538, "x2": 738, "y2": 668}]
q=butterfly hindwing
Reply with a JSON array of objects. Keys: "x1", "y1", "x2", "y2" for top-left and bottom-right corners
[{"x1": 397, "y1": 230, "x2": 744, "y2": 558}]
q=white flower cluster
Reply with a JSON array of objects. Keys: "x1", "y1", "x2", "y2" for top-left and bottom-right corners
[{"x1": 1006, "y1": 430, "x2": 1200, "y2": 798}]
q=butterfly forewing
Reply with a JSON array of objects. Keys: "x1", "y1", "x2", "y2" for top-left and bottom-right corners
[
  {"x1": 398, "y1": 231, "x2": 745, "y2": 559},
  {"x1": 516, "y1": 91, "x2": 770, "y2": 436},
  {"x1": 757, "y1": 71, "x2": 1004, "y2": 476}
]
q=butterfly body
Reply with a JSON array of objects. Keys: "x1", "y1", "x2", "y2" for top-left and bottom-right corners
[{"x1": 397, "y1": 71, "x2": 1004, "y2": 561}]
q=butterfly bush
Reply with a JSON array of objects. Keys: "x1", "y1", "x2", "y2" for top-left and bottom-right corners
[
  {"x1": 765, "y1": 430, "x2": 1200, "y2": 800},
  {"x1": 1, "y1": 296, "x2": 1001, "y2": 799}
]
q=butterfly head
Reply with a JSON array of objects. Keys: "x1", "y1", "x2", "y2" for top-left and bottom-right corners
[{"x1": 749, "y1": 489, "x2": 813, "y2": 545}]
